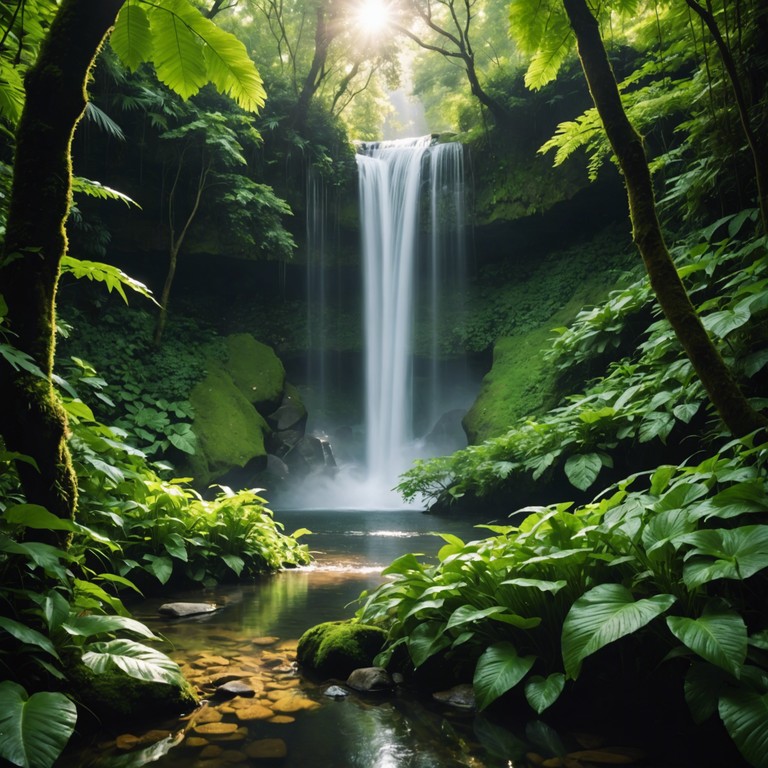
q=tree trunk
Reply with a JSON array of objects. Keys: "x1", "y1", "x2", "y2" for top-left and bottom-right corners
[
  {"x1": 292, "y1": 4, "x2": 332, "y2": 132},
  {"x1": 684, "y1": 0, "x2": 768, "y2": 232},
  {"x1": 561, "y1": 0, "x2": 766, "y2": 437},
  {"x1": 0, "y1": 0, "x2": 125, "y2": 532}
]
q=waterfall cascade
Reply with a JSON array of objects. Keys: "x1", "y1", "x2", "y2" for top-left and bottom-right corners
[
  {"x1": 288, "y1": 136, "x2": 467, "y2": 509},
  {"x1": 356, "y1": 137, "x2": 467, "y2": 502}
]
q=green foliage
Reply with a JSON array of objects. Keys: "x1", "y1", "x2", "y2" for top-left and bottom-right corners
[
  {"x1": 0, "y1": 682, "x2": 77, "y2": 768},
  {"x1": 359, "y1": 438, "x2": 768, "y2": 765},
  {"x1": 399, "y1": 218, "x2": 767, "y2": 507},
  {"x1": 111, "y1": 0, "x2": 265, "y2": 111},
  {"x1": 60, "y1": 257, "x2": 157, "y2": 306}
]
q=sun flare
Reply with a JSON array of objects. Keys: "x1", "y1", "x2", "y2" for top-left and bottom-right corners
[{"x1": 354, "y1": 0, "x2": 392, "y2": 36}]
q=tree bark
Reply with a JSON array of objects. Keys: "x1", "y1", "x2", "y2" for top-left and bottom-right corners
[
  {"x1": 561, "y1": 0, "x2": 765, "y2": 436},
  {"x1": 0, "y1": 0, "x2": 125, "y2": 531}
]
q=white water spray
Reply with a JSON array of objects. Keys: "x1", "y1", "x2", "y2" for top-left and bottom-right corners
[{"x1": 356, "y1": 137, "x2": 466, "y2": 504}]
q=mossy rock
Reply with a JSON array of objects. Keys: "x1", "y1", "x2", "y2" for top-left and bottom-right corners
[
  {"x1": 223, "y1": 333, "x2": 286, "y2": 413},
  {"x1": 297, "y1": 621, "x2": 387, "y2": 679},
  {"x1": 187, "y1": 365, "x2": 270, "y2": 486},
  {"x1": 68, "y1": 662, "x2": 198, "y2": 723},
  {"x1": 464, "y1": 330, "x2": 559, "y2": 443}
]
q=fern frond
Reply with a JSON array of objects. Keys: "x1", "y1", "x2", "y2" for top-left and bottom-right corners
[
  {"x1": 72, "y1": 177, "x2": 140, "y2": 208},
  {"x1": 61, "y1": 257, "x2": 158, "y2": 305},
  {"x1": 84, "y1": 103, "x2": 126, "y2": 141}
]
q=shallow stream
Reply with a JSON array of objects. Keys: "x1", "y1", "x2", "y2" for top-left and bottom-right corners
[{"x1": 60, "y1": 509, "x2": 672, "y2": 768}]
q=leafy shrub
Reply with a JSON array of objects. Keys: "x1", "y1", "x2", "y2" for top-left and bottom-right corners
[
  {"x1": 65, "y1": 397, "x2": 311, "y2": 587},
  {"x1": 398, "y1": 216, "x2": 768, "y2": 508},
  {"x1": 359, "y1": 436, "x2": 768, "y2": 766}
]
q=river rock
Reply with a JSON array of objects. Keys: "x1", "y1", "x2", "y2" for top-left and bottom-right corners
[
  {"x1": 346, "y1": 667, "x2": 394, "y2": 693},
  {"x1": 158, "y1": 602, "x2": 218, "y2": 617},
  {"x1": 432, "y1": 683, "x2": 476, "y2": 709},
  {"x1": 323, "y1": 685, "x2": 349, "y2": 699},
  {"x1": 245, "y1": 739, "x2": 288, "y2": 759},
  {"x1": 215, "y1": 680, "x2": 256, "y2": 699}
]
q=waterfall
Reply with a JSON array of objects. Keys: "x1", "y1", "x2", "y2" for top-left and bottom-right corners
[{"x1": 356, "y1": 137, "x2": 466, "y2": 500}]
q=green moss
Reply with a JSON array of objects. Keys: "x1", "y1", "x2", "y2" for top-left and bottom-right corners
[
  {"x1": 223, "y1": 333, "x2": 285, "y2": 412},
  {"x1": 464, "y1": 227, "x2": 636, "y2": 442},
  {"x1": 69, "y1": 663, "x2": 198, "y2": 722},
  {"x1": 187, "y1": 365, "x2": 270, "y2": 485},
  {"x1": 297, "y1": 621, "x2": 387, "y2": 679}
]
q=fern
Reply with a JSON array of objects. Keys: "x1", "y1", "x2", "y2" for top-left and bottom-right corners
[
  {"x1": 71, "y1": 177, "x2": 139, "y2": 207},
  {"x1": 60, "y1": 257, "x2": 158, "y2": 305}
]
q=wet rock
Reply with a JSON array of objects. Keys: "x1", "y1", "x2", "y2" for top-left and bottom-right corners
[
  {"x1": 215, "y1": 680, "x2": 256, "y2": 699},
  {"x1": 158, "y1": 602, "x2": 218, "y2": 617},
  {"x1": 251, "y1": 636, "x2": 280, "y2": 646},
  {"x1": 346, "y1": 667, "x2": 394, "y2": 693},
  {"x1": 432, "y1": 683, "x2": 476, "y2": 710},
  {"x1": 234, "y1": 703, "x2": 273, "y2": 721},
  {"x1": 323, "y1": 685, "x2": 349, "y2": 699},
  {"x1": 193, "y1": 722, "x2": 239, "y2": 736},
  {"x1": 245, "y1": 739, "x2": 288, "y2": 759}
]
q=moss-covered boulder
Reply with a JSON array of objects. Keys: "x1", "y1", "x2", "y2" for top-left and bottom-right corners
[
  {"x1": 223, "y1": 333, "x2": 286, "y2": 413},
  {"x1": 69, "y1": 663, "x2": 198, "y2": 723},
  {"x1": 187, "y1": 365, "x2": 270, "y2": 486},
  {"x1": 297, "y1": 621, "x2": 387, "y2": 679}
]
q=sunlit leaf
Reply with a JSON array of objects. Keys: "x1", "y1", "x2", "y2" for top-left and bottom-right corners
[{"x1": 82, "y1": 639, "x2": 183, "y2": 685}]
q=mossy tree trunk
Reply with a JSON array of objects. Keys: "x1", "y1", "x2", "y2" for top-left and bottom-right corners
[
  {"x1": 0, "y1": 0, "x2": 125, "y2": 533},
  {"x1": 561, "y1": 0, "x2": 766, "y2": 436}
]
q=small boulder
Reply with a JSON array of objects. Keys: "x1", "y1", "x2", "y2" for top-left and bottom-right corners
[
  {"x1": 346, "y1": 667, "x2": 394, "y2": 693},
  {"x1": 215, "y1": 680, "x2": 256, "y2": 699},
  {"x1": 158, "y1": 602, "x2": 217, "y2": 618},
  {"x1": 297, "y1": 621, "x2": 386, "y2": 679},
  {"x1": 323, "y1": 685, "x2": 349, "y2": 699},
  {"x1": 432, "y1": 683, "x2": 476, "y2": 710}
]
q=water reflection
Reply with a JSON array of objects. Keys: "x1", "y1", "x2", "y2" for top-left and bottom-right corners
[{"x1": 61, "y1": 509, "x2": 511, "y2": 767}]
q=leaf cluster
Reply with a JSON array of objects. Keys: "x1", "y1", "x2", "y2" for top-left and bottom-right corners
[
  {"x1": 360, "y1": 436, "x2": 768, "y2": 766},
  {"x1": 398, "y1": 215, "x2": 768, "y2": 506}
]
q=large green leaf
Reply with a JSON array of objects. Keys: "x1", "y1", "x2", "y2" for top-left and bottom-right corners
[
  {"x1": 0, "y1": 681, "x2": 77, "y2": 768},
  {"x1": 2, "y1": 504, "x2": 76, "y2": 531},
  {"x1": 82, "y1": 639, "x2": 184, "y2": 685},
  {"x1": 666, "y1": 602, "x2": 747, "y2": 678},
  {"x1": 111, "y1": 1, "x2": 153, "y2": 69},
  {"x1": 684, "y1": 662, "x2": 729, "y2": 724},
  {"x1": 719, "y1": 688, "x2": 768, "y2": 768},
  {"x1": 680, "y1": 526, "x2": 768, "y2": 589},
  {"x1": 63, "y1": 614, "x2": 158, "y2": 641},
  {"x1": 473, "y1": 642, "x2": 536, "y2": 711},
  {"x1": 407, "y1": 622, "x2": 453, "y2": 668},
  {"x1": 0, "y1": 617, "x2": 60, "y2": 660},
  {"x1": 149, "y1": 0, "x2": 207, "y2": 100},
  {"x1": 564, "y1": 453, "x2": 602, "y2": 491},
  {"x1": 561, "y1": 584, "x2": 676, "y2": 679},
  {"x1": 445, "y1": 605, "x2": 508, "y2": 630},
  {"x1": 524, "y1": 673, "x2": 565, "y2": 714}
]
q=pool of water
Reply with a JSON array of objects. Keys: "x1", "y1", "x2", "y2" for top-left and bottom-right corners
[{"x1": 58, "y1": 509, "x2": 709, "y2": 768}]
